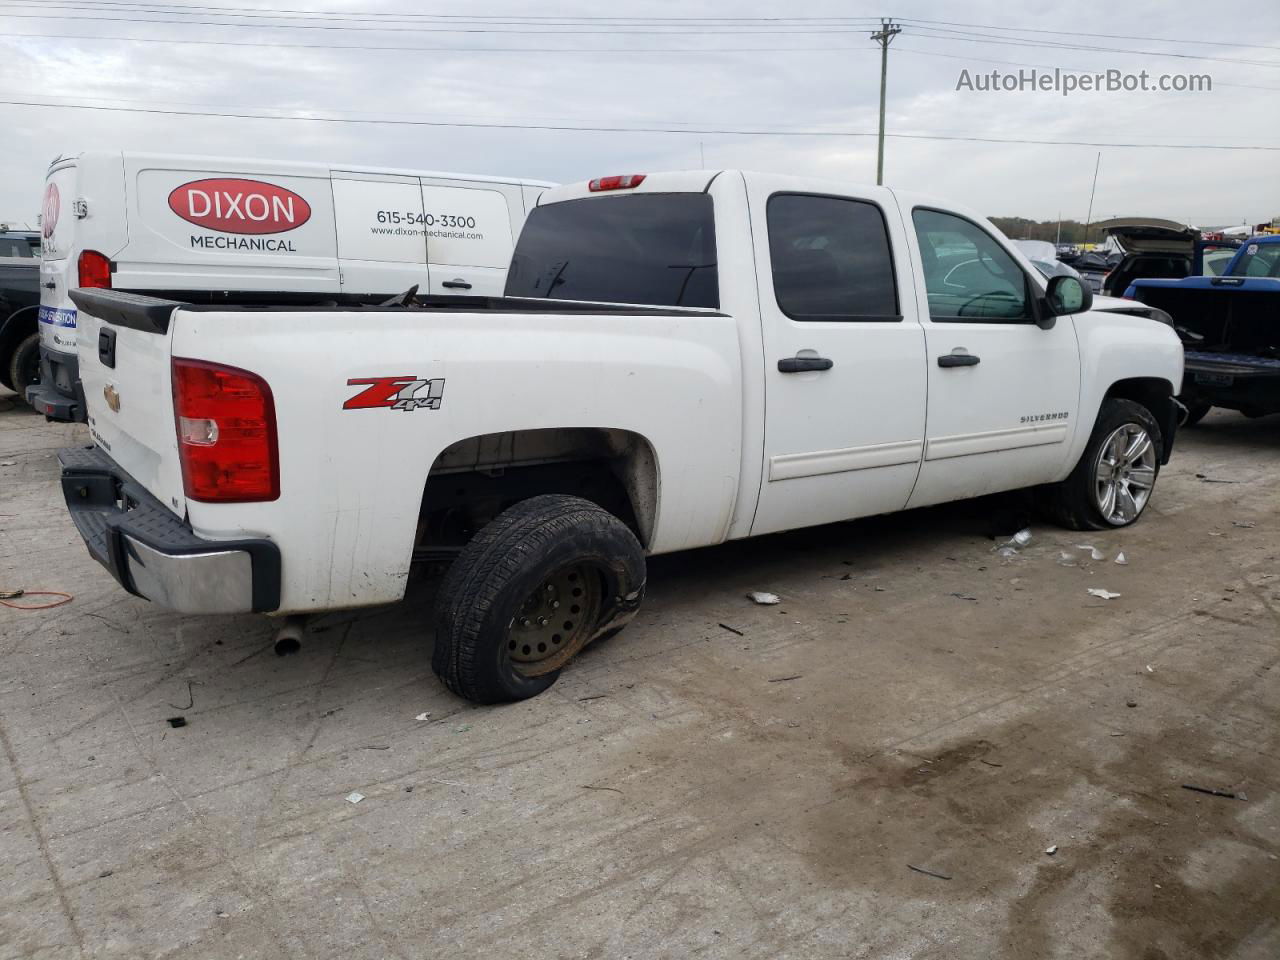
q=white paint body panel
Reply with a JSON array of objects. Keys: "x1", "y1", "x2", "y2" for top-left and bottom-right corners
[
  {"x1": 74, "y1": 170, "x2": 1183, "y2": 615},
  {"x1": 171, "y1": 308, "x2": 741, "y2": 611}
]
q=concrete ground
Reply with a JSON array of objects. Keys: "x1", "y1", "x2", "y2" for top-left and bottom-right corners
[{"x1": 1, "y1": 390, "x2": 1278, "y2": 960}]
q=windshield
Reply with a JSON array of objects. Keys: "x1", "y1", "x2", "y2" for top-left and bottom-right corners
[
  {"x1": 505, "y1": 194, "x2": 718, "y2": 308},
  {"x1": 1228, "y1": 242, "x2": 1280, "y2": 278}
]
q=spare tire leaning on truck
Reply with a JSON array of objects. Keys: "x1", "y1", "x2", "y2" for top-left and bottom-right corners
[{"x1": 432, "y1": 495, "x2": 646, "y2": 704}]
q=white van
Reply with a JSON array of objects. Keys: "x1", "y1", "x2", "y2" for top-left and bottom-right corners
[{"x1": 30, "y1": 151, "x2": 554, "y2": 419}]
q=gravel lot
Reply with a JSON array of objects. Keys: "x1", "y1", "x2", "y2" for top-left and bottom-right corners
[{"x1": 2, "y1": 394, "x2": 1278, "y2": 960}]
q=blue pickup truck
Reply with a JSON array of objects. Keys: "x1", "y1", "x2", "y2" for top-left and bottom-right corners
[{"x1": 1126, "y1": 235, "x2": 1280, "y2": 424}]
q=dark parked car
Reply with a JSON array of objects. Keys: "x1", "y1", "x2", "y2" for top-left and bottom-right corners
[{"x1": 0, "y1": 227, "x2": 41, "y2": 400}]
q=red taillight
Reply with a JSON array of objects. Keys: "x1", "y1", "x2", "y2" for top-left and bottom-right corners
[
  {"x1": 171, "y1": 358, "x2": 279, "y2": 503},
  {"x1": 78, "y1": 250, "x2": 112, "y2": 289},
  {"x1": 588, "y1": 174, "x2": 646, "y2": 192}
]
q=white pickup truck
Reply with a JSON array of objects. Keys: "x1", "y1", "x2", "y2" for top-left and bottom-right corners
[{"x1": 58, "y1": 170, "x2": 1184, "y2": 703}]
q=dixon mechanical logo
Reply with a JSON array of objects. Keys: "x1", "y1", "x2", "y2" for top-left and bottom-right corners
[
  {"x1": 42, "y1": 182, "x2": 60, "y2": 239},
  {"x1": 168, "y1": 178, "x2": 312, "y2": 235}
]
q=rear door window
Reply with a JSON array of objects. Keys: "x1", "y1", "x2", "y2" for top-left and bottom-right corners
[
  {"x1": 767, "y1": 193, "x2": 899, "y2": 321},
  {"x1": 506, "y1": 194, "x2": 717, "y2": 308}
]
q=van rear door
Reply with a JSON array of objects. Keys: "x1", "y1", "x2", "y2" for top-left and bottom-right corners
[
  {"x1": 331, "y1": 172, "x2": 430, "y2": 295},
  {"x1": 419, "y1": 178, "x2": 518, "y2": 296},
  {"x1": 38, "y1": 160, "x2": 81, "y2": 354}
]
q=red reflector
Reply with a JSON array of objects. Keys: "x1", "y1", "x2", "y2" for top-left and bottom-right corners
[
  {"x1": 78, "y1": 250, "x2": 112, "y2": 289},
  {"x1": 588, "y1": 174, "x2": 646, "y2": 192},
  {"x1": 172, "y1": 358, "x2": 279, "y2": 503}
]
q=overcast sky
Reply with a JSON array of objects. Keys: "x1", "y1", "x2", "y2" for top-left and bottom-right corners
[{"x1": 3, "y1": 0, "x2": 1278, "y2": 229}]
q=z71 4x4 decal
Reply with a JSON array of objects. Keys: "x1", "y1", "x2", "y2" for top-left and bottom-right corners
[{"x1": 344, "y1": 376, "x2": 445, "y2": 412}]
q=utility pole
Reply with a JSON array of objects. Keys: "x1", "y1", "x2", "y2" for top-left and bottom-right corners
[
  {"x1": 871, "y1": 18, "x2": 901, "y2": 186},
  {"x1": 1083, "y1": 151, "x2": 1101, "y2": 248}
]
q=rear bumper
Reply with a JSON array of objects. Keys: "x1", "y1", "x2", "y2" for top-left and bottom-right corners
[
  {"x1": 1180, "y1": 352, "x2": 1280, "y2": 415},
  {"x1": 58, "y1": 446, "x2": 280, "y2": 614},
  {"x1": 25, "y1": 347, "x2": 86, "y2": 422}
]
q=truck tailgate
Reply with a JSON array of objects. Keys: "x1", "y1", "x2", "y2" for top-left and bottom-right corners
[{"x1": 71, "y1": 290, "x2": 187, "y2": 515}]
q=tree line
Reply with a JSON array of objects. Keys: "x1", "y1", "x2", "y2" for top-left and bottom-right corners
[{"x1": 989, "y1": 217, "x2": 1097, "y2": 244}]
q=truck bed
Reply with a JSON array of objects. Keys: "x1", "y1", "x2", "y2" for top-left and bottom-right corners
[{"x1": 71, "y1": 288, "x2": 725, "y2": 336}]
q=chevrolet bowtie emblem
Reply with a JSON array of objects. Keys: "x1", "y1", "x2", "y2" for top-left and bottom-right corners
[{"x1": 103, "y1": 383, "x2": 121, "y2": 412}]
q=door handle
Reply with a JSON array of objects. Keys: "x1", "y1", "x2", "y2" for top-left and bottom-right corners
[
  {"x1": 938, "y1": 353, "x2": 981, "y2": 368},
  {"x1": 42, "y1": 282, "x2": 56, "y2": 290},
  {"x1": 442, "y1": 279, "x2": 472, "y2": 290},
  {"x1": 778, "y1": 356, "x2": 834, "y2": 373}
]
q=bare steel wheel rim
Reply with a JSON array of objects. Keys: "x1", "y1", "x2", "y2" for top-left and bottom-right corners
[
  {"x1": 507, "y1": 563, "x2": 603, "y2": 677},
  {"x1": 1093, "y1": 423, "x2": 1156, "y2": 525}
]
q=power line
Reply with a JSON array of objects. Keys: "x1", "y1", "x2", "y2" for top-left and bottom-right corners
[
  {"x1": 0, "y1": 29, "x2": 873, "y2": 53},
  {"x1": 0, "y1": 9, "x2": 889, "y2": 34},
  {"x1": 8, "y1": 8, "x2": 1274, "y2": 68},
  {"x1": 2, "y1": 97, "x2": 1278, "y2": 150},
  {"x1": 0, "y1": 2, "x2": 880, "y2": 26},
  {"x1": 906, "y1": 26, "x2": 1280, "y2": 68},
  {"x1": 895, "y1": 44, "x2": 1280, "y2": 92},
  {"x1": 2, "y1": 0, "x2": 1273, "y2": 53},
  {"x1": 0, "y1": 0, "x2": 881, "y2": 21},
  {"x1": 896, "y1": 16, "x2": 1280, "y2": 52}
]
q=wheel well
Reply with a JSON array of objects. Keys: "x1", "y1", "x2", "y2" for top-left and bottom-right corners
[
  {"x1": 0, "y1": 306, "x2": 39, "y2": 390},
  {"x1": 1104, "y1": 377, "x2": 1173, "y2": 421},
  {"x1": 418, "y1": 428, "x2": 659, "y2": 551}
]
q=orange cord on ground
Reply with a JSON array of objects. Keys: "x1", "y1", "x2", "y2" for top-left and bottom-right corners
[{"x1": 0, "y1": 591, "x2": 74, "y2": 610}]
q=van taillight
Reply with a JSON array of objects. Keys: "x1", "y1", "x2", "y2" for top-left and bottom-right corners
[
  {"x1": 171, "y1": 358, "x2": 279, "y2": 503},
  {"x1": 78, "y1": 250, "x2": 112, "y2": 289}
]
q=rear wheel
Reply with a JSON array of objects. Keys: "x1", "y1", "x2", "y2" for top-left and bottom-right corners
[
  {"x1": 432, "y1": 494, "x2": 645, "y2": 703},
  {"x1": 6, "y1": 332, "x2": 40, "y2": 403},
  {"x1": 1042, "y1": 398, "x2": 1162, "y2": 531}
]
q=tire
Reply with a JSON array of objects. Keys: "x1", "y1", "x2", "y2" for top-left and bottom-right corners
[
  {"x1": 1041, "y1": 398, "x2": 1163, "y2": 531},
  {"x1": 432, "y1": 494, "x2": 646, "y2": 704},
  {"x1": 1182, "y1": 402, "x2": 1211, "y2": 427},
  {"x1": 6, "y1": 332, "x2": 40, "y2": 402}
]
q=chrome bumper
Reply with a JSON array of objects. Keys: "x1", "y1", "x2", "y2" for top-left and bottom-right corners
[{"x1": 58, "y1": 446, "x2": 280, "y2": 614}]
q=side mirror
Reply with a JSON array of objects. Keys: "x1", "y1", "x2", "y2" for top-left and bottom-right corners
[{"x1": 1044, "y1": 275, "x2": 1092, "y2": 321}]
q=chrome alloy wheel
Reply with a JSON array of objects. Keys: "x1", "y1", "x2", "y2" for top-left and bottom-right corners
[
  {"x1": 1093, "y1": 423, "x2": 1157, "y2": 525},
  {"x1": 506, "y1": 563, "x2": 602, "y2": 677}
]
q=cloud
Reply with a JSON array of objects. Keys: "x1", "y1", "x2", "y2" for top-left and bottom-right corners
[{"x1": 1, "y1": 0, "x2": 1277, "y2": 228}]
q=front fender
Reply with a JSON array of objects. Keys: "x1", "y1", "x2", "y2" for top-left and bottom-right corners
[{"x1": 1065, "y1": 311, "x2": 1183, "y2": 476}]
